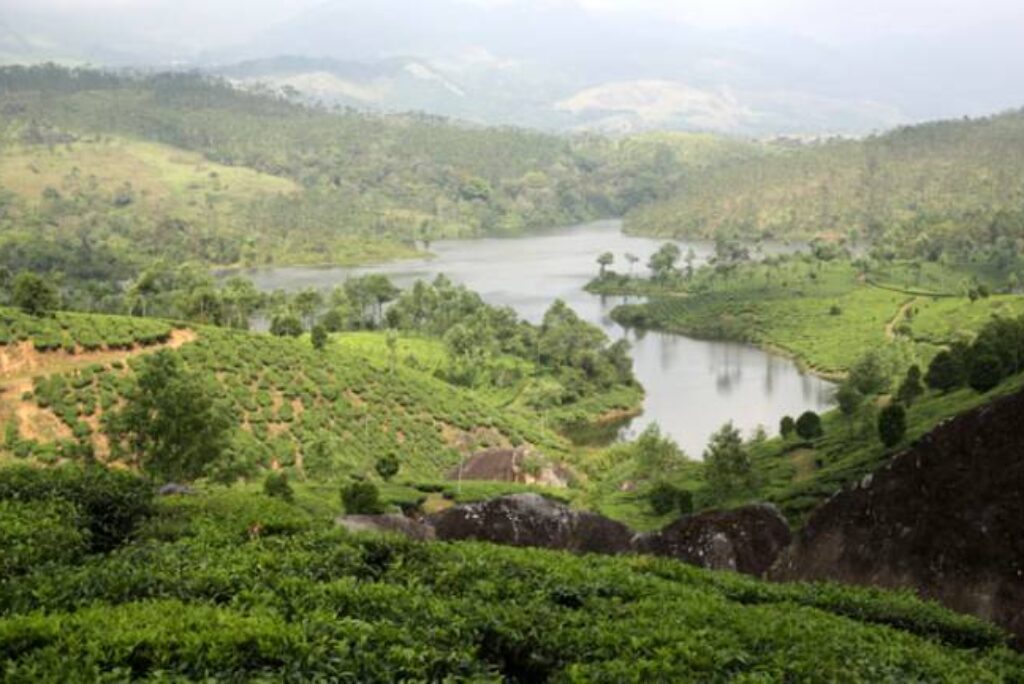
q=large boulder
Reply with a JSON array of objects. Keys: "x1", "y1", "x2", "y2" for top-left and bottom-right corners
[
  {"x1": 638, "y1": 504, "x2": 792, "y2": 576},
  {"x1": 431, "y1": 493, "x2": 635, "y2": 555},
  {"x1": 771, "y1": 389, "x2": 1024, "y2": 646},
  {"x1": 336, "y1": 514, "x2": 436, "y2": 541}
]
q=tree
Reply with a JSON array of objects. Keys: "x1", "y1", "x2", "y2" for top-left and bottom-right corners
[
  {"x1": 896, "y1": 365, "x2": 925, "y2": 406},
  {"x1": 294, "y1": 289, "x2": 324, "y2": 329},
  {"x1": 704, "y1": 422, "x2": 752, "y2": 496},
  {"x1": 968, "y1": 353, "x2": 1004, "y2": 393},
  {"x1": 877, "y1": 403, "x2": 907, "y2": 447},
  {"x1": 834, "y1": 382, "x2": 863, "y2": 421},
  {"x1": 648, "y1": 243, "x2": 681, "y2": 282},
  {"x1": 263, "y1": 471, "x2": 294, "y2": 502},
  {"x1": 11, "y1": 272, "x2": 59, "y2": 316},
  {"x1": 597, "y1": 252, "x2": 614, "y2": 277},
  {"x1": 375, "y1": 453, "x2": 400, "y2": 481},
  {"x1": 779, "y1": 415, "x2": 795, "y2": 439},
  {"x1": 847, "y1": 351, "x2": 892, "y2": 396},
  {"x1": 925, "y1": 350, "x2": 964, "y2": 393},
  {"x1": 625, "y1": 252, "x2": 639, "y2": 276},
  {"x1": 795, "y1": 411, "x2": 824, "y2": 440},
  {"x1": 106, "y1": 350, "x2": 233, "y2": 482},
  {"x1": 634, "y1": 423, "x2": 685, "y2": 476},
  {"x1": 341, "y1": 480, "x2": 383, "y2": 514},
  {"x1": 270, "y1": 313, "x2": 304, "y2": 338},
  {"x1": 310, "y1": 324, "x2": 328, "y2": 351}
]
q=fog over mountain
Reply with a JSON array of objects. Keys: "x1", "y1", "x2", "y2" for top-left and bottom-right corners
[{"x1": 3, "y1": 0, "x2": 1023, "y2": 135}]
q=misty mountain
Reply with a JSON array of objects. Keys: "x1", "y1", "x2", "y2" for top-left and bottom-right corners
[{"x1": 2, "y1": 0, "x2": 1023, "y2": 136}]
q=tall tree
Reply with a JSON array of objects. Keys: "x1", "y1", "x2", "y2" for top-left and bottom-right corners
[
  {"x1": 106, "y1": 350, "x2": 233, "y2": 482},
  {"x1": 704, "y1": 422, "x2": 752, "y2": 497},
  {"x1": 11, "y1": 272, "x2": 59, "y2": 316}
]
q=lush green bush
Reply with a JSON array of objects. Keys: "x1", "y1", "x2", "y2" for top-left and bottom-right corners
[
  {"x1": 647, "y1": 481, "x2": 694, "y2": 517},
  {"x1": 263, "y1": 472, "x2": 294, "y2": 503},
  {"x1": 0, "y1": 499, "x2": 88, "y2": 577},
  {"x1": 795, "y1": 411, "x2": 824, "y2": 440},
  {"x1": 0, "y1": 492, "x2": 1018, "y2": 680},
  {"x1": 878, "y1": 403, "x2": 908, "y2": 448},
  {"x1": 969, "y1": 353, "x2": 1005, "y2": 393},
  {"x1": 0, "y1": 466, "x2": 153, "y2": 552},
  {"x1": 341, "y1": 480, "x2": 384, "y2": 515}
]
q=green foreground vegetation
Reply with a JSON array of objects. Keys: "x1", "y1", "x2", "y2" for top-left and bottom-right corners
[{"x1": 1, "y1": 466, "x2": 1020, "y2": 681}]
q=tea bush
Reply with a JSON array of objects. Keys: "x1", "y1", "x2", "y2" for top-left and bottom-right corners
[
  {"x1": 0, "y1": 489, "x2": 1019, "y2": 680},
  {"x1": 0, "y1": 465, "x2": 153, "y2": 552}
]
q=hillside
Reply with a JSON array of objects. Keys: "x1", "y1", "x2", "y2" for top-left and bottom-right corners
[
  {"x1": 1, "y1": 468, "x2": 1021, "y2": 680},
  {"x1": 627, "y1": 109, "x2": 1024, "y2": 268},
  {"x1": 0, "y1": 309, "x2": 578, "y2": 483},
  {"x1": 0, "y1": 64, "x2": 760, "y2": 282}
]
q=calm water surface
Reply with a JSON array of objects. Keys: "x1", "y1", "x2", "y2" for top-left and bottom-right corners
[{"x1": 245, "y1": 220, "x2": 834, "y2": 457}]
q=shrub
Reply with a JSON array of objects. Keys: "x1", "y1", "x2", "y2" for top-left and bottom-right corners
[
  {"x1": 967, "y1": 354, "x2": 1004, "y2": 393},
  {"x1": 0, "y1": 466, "x2": 153, "y2": 552},
  {"x1": 779, "y1": 415, "x2": 795, "y2": 439},
  {"x1": 270, "y1": 314, "x2": 304, "y2": 338},
  {"x1": 877, "y1": 403, "x2": 907, "y2": 448},
  {"x1": 311, "y1": 324, "x2": 328, "y2": 350},
  {"x1": 896, "y1": 365, "x2": 925, "y2": 406},
  {"x1": 263, "y1": 472, "x2": 295, "y2": 503},
  {"x1": 925, "y1": 350, "x2": 964, "y2": 393},
  {"x1": 648, "y1": 481, "x2": 694, "y2": 516},
  {"x1": 795, "y1": 411, "x2": 823, "y2": 440},
  {"x1": 375, "y1": 453, "x2": 400, "y2": 482},
  {"x1": 341, "y1": 480, "x2": 384, "y2": 515}
]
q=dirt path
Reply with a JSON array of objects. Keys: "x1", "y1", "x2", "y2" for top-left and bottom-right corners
[
  {"x1": 0, "y1": 328, "x2": 198, "y2": 451},
  {"x1": 885, "y1": 298, "x2": 918, "y2": 342}
]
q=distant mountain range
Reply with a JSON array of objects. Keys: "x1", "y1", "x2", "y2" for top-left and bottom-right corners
[{"x1": 2, "y1": 0, "x2": 1023, "y2": 136}]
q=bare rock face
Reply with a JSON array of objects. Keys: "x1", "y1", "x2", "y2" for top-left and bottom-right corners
[
  {"x1": 336, "y1": 514, "x2": 436, "y2": 542},
  {"x1": 637, "y1": 504, "x2": 793, "y2": 576},
  {"x1": 431, "y1": 493, "x2": 635, "y2": 555},
  {"x1": 771, "y1": 389, "x2": 1024, "y2": 645}
]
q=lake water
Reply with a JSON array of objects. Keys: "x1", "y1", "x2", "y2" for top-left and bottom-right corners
[{"x1": 244, "y1": 220, "x2": 834, "y2": 457}]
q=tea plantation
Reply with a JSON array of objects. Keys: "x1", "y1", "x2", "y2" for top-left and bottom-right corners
[
  {"x1": 13, "y1": 324, "x2": 569, "y2": 481},
  {"x1": 0, "y1": 467, "x2": 1020, "y2": 682}
]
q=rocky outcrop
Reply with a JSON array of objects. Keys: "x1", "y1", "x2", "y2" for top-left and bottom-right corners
[
  {"x1": 431, "y1": 494, "x2": 793, "y2": 573},
  {"x1": 431, "y1": 493, "x2": 635, "y2": 555},
  {"x1": 771, "y1": 389, "x2": 1024, "y2": 645},
  {"x1": 637, "y1": 504, "x2": 792, "y2": 576},
  {"x1": 447, "y1": 448, "x2": 573, "y2": 488},
  {"x1": 336, "y1": 514, "x2": 436, "y2": 541}
]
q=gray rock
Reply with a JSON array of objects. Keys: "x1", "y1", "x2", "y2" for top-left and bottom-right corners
[
  {"x1": 637, "y1": 504, "x2": 792, "y2": 576},
  {"x1": 771, "y1": 388, "x2": 1024, "y2": 646},
  {"x1": 157, "y1": 483, "x2": 194, "y2": 496},
  {"x1": 431, "y1": 493, "x2": 635, "y2": 555}
]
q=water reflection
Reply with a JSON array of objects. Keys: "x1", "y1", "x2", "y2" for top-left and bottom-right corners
[{"x1": 241, "y1": 220, "x2": 834, "y2": 456}]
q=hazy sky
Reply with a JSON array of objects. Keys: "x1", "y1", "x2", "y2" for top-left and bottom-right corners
[{"x1": 6, "y1": 0, "x2": 1024, "y2": 45}]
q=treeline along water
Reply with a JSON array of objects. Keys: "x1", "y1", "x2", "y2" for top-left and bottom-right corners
[{"x1": 244, "y1": 220, "x2": 834, "y2": 457}]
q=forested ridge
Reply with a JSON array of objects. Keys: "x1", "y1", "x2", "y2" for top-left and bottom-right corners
[
  {"x1": 0, "y1": 64, "x2": 755, "y2": 279},
  {"x1": 628, "y1": 109, "x2": 1024, "y2": 267}
]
